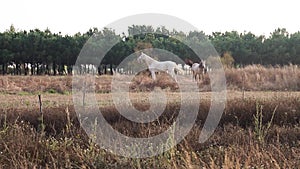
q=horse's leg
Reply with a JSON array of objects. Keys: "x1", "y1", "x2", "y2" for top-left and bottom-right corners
[
  {"x1": 171, "y1": 70, "x2": 177, "y2": 82},
  {"x1": 196, "y1": 72, "x2": 201, "y2": 83},
  {"x1": 199, "y1": 73, "x2": 202, "y2": 82},
  {"x1": 200, "y1": 69, "x2": 204, "y2": 82},
  {"x1": 199, "y1": 71, "x2": 202, "y2": 82},
  {"x1": 151, "y1": 70, "x2": 156, "y2": 80},
  {"x1": 192, "y1": 71, "x2": 196, "y2": 81}
]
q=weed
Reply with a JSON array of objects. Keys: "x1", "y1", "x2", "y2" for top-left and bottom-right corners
[{"x1": 253, "y1": 102, "x2": 277, "y2": 144}]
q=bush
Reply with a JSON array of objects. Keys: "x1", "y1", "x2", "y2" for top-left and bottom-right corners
[{"x1": 221, "y1": 52, "x2": 235, "y2": 68}]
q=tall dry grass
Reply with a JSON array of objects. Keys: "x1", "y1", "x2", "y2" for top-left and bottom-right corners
[
  {"x1": 0, "y1": 93, "x2": 300, "y2": 168},
  {"x1": 225, "y1": 64, "x2": 300, "y2": 91},
  {"x1": 0, "y1": 65, "x2": 300, "y2": 168},
  {"x1": 1, "y1": 64, "x2": 300, "y2": 93}
]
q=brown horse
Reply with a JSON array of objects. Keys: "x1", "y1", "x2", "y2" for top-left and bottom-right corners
[{"x1": 185, "y1": 58, "x2": 207, "y2": 82}]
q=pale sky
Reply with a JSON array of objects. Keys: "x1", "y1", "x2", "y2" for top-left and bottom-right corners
[{"x1": 1, "y1": 0, "x2": 300, "y2": 36}]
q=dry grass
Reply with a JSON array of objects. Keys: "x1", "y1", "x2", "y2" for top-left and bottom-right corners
[
  {"x1": 0, "y1": 64, "x2": 300, "y2": 168},
  {"x1": 0, "y1": 91, "x2": 300, "y2": 168},
  {"x1": 1, "y1": 64, "x2": 300, "y2": 94},
  {"x1": 225, "y1": 64, "x2": 300, "y2": 91}
]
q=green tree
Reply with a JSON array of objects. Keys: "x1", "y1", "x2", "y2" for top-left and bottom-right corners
[{"x1": 262, "y1": 28, "x2": 290, "y2": 65}]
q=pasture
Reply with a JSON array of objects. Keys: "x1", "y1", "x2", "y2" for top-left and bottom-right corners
[{"x1": 0, "y1": 65, "x2": 300, "y2": 168}]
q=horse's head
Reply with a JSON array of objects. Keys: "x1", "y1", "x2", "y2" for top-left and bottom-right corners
[
  {"x1": 200, "y1": 60, "x2": 208, "y2": 73},
  {"x1": 201, "y1": 60, "x2": 206, "y2": 68}
]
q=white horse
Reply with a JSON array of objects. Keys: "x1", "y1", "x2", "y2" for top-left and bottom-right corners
[{"x1": 137, "y1": 52, "x2": 183, "y2": 81}]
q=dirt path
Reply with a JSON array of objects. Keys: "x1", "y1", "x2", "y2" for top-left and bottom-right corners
[{"x1": 1, "y1": 91, "x2": 300, "y2": 110}]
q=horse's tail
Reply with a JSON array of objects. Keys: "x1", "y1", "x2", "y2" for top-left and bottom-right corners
[{"x1": 174, "y1": 65, "x2": 184, "y2": 74}]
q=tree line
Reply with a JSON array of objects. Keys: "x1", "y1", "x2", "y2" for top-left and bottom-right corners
[{"x1": 1, "y1": 25, "x2": 300, "y2": 75}]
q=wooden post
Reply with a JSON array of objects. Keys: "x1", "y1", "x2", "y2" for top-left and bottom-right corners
[
  {"x1": 38, "y1": 94, "x2": 45, "y2": 134},
  {"x1": 38, "y1": 94, "x2": 42, "y2": 114},
  {"x1": 242, "y1": 72, "x2": 245, "y2": 100},
  {"x1": 83, "y1": 81, "x2": 86, "y2": 107}
]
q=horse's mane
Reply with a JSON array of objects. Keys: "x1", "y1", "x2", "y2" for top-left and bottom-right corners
[
  {"x1": 140, "y1": 52, "x2": 157, "y2": 66},
  {"x1": 185, "y1": 58, "x2": 194, "y2": 67}
]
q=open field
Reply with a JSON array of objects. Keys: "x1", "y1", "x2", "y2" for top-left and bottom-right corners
[
  {"x1": 0, "y1": 67, "x2": 300, "y2": 168},
  {"x1": 0, "y1": 89, "x2": 300, "y2": 168},
  {"x1": 1, "y1": 64, "x2": 300, "y2": 94}
]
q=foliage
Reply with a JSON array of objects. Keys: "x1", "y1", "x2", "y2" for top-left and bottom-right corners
[{"x1": 1, "y1": 25, "x2": 300, "y2": 75}]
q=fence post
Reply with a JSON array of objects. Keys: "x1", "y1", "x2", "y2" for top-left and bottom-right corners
[
  {"x1": 38, "y1": 94, "x2": 42, "y2": 114},
  {"x1": 242, "y1": 72, "x2": 245, "y2": 100},
  {"x1": 38, "y1": 94, "x2": 45, "y2": 135}
]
